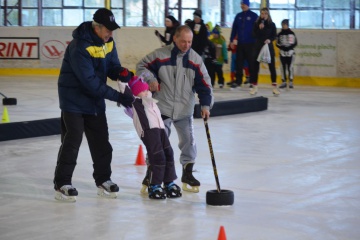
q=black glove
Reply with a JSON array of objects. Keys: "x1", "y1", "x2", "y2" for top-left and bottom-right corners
[
  {"x1": 224, "y1": 59, "x2": 228, "y2": 64},
  {"x1": 282, "y1": 46, "x2": 290, "y2": 51},
  {"x1": 155, "y1": 30, "x2": 160, "y2": 37},
  {"x1": 119, "y1": 68, "x2": 132, "y2": 82},
  {"x1": 118, "y1": 92, "x2": 134, "y2": 108}
]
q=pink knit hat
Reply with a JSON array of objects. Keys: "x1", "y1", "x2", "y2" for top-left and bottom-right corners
[{"x1": 128, "y1": 76, "x2": 149, "y2": 96}]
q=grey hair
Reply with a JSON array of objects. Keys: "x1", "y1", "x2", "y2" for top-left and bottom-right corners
[
  {"x1": 92, "y1": 21, "x2": 104, "y2": 29},
  {"x1": 174, "y1": 25, "x2": 192, "y2": 37}
]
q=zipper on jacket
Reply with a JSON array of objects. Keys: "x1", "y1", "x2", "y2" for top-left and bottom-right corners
[{"x1": 102, "y1": 44, "x2": 106, "y2": 55}]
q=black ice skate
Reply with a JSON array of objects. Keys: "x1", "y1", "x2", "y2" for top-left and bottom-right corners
[
  {"x1": 279, "y1": 82, "x2": 287, "y2": 89},
  {"x1": 164, "y1": 182, "x2": 182, "y2": 198},
  {"x1": 289, "y1": 81, "x2": 294, "y2": 89},
  {"x1": 55, "y1": 185, "x2": 78, "y2": 203},
  {"x1": 140, "y1": 168, "x2": 150, "y2": 194},
  {"x1": 97, "y1": 180, "x2": 119, "y2": 198},
  {"x1": 181, "y1": 163, "x2": 200, "y2": 193},
  {"x1": 148, "y1": 184, "x2": 166, "y2": 200}
]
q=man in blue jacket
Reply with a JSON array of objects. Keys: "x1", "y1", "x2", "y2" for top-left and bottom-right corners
[
  {"x1": 229, "y1": 0, "x2": 258, "y2": 89},
  {"x1": 53, "y1": 8, "x2": 134, "y2": 202}
]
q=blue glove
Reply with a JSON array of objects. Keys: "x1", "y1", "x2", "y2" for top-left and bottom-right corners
[
  {"x1": 224, "y1": 59, "x2": 228, "y2": 64},
  {"x1": 118, "y1": 92, "x2": 134, "y2": 108},
  {"x1": 119, "y1": 68, "x2": 132, "y2": 82}
]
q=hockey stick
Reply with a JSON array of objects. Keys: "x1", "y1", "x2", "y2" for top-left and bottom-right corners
[{"x1": 203, "y1": 118, "x2": 221, "y2": 193}]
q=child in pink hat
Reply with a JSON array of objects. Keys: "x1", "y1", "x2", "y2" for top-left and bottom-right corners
[{"x1": 118, "y1": 75, "x2": 182, "y2": 200}]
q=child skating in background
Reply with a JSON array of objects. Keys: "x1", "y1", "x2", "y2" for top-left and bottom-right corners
[
  {"x1": 210, "y1": 25, "x2": 228, "y2": 88},
  {"x1": 276, "y1": 19, "x2": 297, "y2": 89},
  {"x1": 155, "y1": 15, "x2": 180, "y2": 46},
  {"x1": 118, "y1": 75, "x2": 182, "y2": 200}
]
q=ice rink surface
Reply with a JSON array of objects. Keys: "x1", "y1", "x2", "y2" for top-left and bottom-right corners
[{"x1": 1, "y1": 76, "x2": 360, "y2": 240}]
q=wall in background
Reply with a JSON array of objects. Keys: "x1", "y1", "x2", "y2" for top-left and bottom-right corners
[{"x1": 0, "y1": 27, "x2": 359, "y2": 87}]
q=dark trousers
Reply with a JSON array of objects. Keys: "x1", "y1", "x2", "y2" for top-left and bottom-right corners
[
  {"x1": 205, "y1": 59, "x2": 215, "y2": 86},
  {"x1": 280, "y1": 55, "x2": 295, "y2": 81},
  {"x1": 209, "y1": 64, "x2": 225, "y2": 86},
  {"x1": 53, "y1": 111, "x2": 113, "y2": 189},
  {"x1": 141, "y1": 128, "x2": 176, "y2": 185},
  {"x1": 251, "y1": 44, "x2": 277, "y2": 85},
  {"x1": 235, "y1": 43, "x2": 255, "y2": 85}
]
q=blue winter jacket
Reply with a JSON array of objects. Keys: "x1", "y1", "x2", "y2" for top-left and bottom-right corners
[
  {"x1": 58, "y1": 21, "x2": 124, "y2": 115},
  {"x1": 230, "y1": 10, "x2": 258, "y2": 44}
]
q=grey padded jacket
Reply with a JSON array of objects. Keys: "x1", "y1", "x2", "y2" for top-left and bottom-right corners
[{"x1": 136, "y1": 44, "x2": 214, "y2": 120}]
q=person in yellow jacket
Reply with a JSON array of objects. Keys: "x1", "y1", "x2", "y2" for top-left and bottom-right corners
[
  {"x1": 209, "y1": 25, "x2": 228, "y2": 88},
  {"x1": 205, "y1": 21, "x2": 213, "y2": 39}
]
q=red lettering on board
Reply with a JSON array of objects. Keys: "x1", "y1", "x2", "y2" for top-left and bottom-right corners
[
  {"x1": 0, "y1": 38, "x2": 38, "y2": 58},
  {"x1": 26, "y1": 42, "x2": 37, "y2": 57},
  {"x1": 0, "y1": 42, "x2": 6, "y2": 56},
  {"x1": 11, "y1": 43, "x2": 24, "y2": 57}
]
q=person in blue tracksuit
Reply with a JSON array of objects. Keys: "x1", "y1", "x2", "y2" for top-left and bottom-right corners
[{"x1": 229, "y1": 0, "x2": 258, "y2": 89}]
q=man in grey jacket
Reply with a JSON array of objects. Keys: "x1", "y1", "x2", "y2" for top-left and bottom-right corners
[{"x1": 136, "y1": 25, "x2": 213, "y2": 193}]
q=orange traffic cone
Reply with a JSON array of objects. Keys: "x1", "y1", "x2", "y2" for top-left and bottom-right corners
[
  {"x1": 218, "y1": 226, "x2": 227, "y2": 240},
  {"x1": 1, "y1": 107, "x2": 10, "y2": 123},
  {"x1": 135, "y1": 145, "x2": 146, "y2": 165}
]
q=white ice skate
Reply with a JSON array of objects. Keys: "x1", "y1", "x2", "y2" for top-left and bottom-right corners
[
  {"x1": 182, "y1": 183, "x2": 200, "y2": 193},
  {"x1": 272, "y1": 87, "x2": 280, "y2": 96},
  {"x1": 97, "y1": 180, "x2": 119, "y2": 199},
  {"x1": 140, "y1": 185, "x2": 148, "y2": 194},
  {"x1": 249, "y1": 86, "x2": 258, "y2": 95},
  {"x1": 54, "y1": 185, "x2": 78, "y2": 203}
]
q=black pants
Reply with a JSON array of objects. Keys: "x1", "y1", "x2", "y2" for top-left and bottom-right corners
[
  {"x1": 251, "y1": 44, "x2": 277, "y2": 85},
  {"x1": 53, "y1": 111, "x2": 113, "y2": 189},
  {"x1": 280, "y1": 55, "x2": 295, "y2": 82},
  {"x1": 235, "y1": 43, "x2": 255, "y2": 85},
  {"x1": 209, "y1": 64, "x2": 225, "y2": 86},
  {"x1": 205, "y1": 59, "x2": 215, "y2": 86},
  {"x1": 141, "y1": 128, "x2": 176, "y2": 185}
]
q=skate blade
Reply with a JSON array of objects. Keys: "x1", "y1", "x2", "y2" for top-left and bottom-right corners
[
  {"x1": 97, "y1": 188, "x2": 117, "y2": 199},
  {"x1": 182, "y1": 183, "x2": 199, "y2": 193},
  {"x1": 273, "y1": 93, "x2": 280, "y2": 97},
  {"x1": 167, "y1": 192, "x2": 182, "y2": 198},
  {"x1": 149, "y1": 194, "x2": 166, "y2": 200},
  {"x1": 140, "y1": 184, "x2": 148, "y2": 194},
  {"x1": 55, "y1": 191, "x2": 76, "y2": 203},
  {"x1": 230, "y1": 87, "x2": 241, "y2": 91}
]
